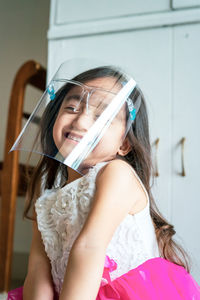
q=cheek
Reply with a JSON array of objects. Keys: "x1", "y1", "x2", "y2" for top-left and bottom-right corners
[
  {"x1": 53, "y1": 116, "x2": 62, "y2": 144},
  {"x1": 106, "y1": 123, "x2": 125, "y2": 141},
  {"x1": 97, "y1": 126, "x2": 125, "y2": 150},
  {"x1": 53, "y1": 113, "x2": 75, "y2": 144}
]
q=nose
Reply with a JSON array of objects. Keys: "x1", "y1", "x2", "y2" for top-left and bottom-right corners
[
  {"x1": 70, "y1": 90, "x2": 96, "y2": 131},
  {"x1": 70, "y1": 108, "x2": 94, "y2": 132}
]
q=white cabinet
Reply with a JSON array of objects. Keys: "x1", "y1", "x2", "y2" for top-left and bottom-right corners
[
  {"x1": 172, "y1": 0, "x2": 200, "y2": 9},
  {"x1": 53, "y1": 0, "x2": 170, "y2": 25},
  {"x1": 48, "y1": 1, "x2": 200, "y2": 284},
  {"x1": 171, "y1": 23, "x2": 200, "y2": 282}
]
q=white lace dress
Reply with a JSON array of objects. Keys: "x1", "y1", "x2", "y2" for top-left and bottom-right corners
[{"x1": 35, "y1": 161, "x2": 160, "y2": 294}]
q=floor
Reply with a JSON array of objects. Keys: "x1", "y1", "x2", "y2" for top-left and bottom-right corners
[
  {"x1": 0, "y1": 279, "x2": 24, "y2": 299},
  {"x1": 0, "y1": 293, "x2": 7, "y2": 300}
]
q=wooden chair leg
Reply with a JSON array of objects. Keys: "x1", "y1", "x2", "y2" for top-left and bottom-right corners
[{"x1": 0, "y1": 151, "x2": 20, "y2": 291}]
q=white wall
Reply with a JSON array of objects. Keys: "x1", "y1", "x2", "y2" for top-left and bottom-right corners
[{"x1": 0, "y1": 0, "x2": 50, "y2": 254}]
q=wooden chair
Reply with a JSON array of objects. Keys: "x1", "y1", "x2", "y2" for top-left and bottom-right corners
[{"x1": 0, "y1": 60, "x2": 46, "y2": 292}]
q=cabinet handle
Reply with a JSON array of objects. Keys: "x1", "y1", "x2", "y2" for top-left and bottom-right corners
[
  {"x1": 181, "y1": 137, "x2": 186, "y2": 177},
  {"x1": 155, "y1": 138, "x2": 160, "y2": 177}
]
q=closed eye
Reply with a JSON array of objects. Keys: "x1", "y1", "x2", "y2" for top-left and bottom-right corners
[
  {"x1": 64, "y1": 106, "x2": 80, "y2": 113},
  {"x1": 63, "y1": 97, "x2": 81, "y2": 113}
]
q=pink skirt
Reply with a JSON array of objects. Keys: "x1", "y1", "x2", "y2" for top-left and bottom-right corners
[{"x1": 7, "y1": 257, "x2": 200, "y2": 300}]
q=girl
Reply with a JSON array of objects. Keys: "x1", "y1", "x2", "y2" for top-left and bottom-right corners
[{"x1": 7, "y1": 58, "x2": 200, "y2": 299}]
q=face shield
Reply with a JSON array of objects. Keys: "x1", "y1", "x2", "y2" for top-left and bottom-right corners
[{"x1": 10, "y1": 58, "x2": 141, "y2": 175}]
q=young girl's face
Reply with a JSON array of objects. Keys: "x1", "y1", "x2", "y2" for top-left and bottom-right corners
[{"x1": 53, "y1": 76, "x2": 129, "y2": 168}]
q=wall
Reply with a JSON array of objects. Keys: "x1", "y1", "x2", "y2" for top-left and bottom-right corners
[{"x1": 0, "y1": 0, "x2": 49, "y2": 282}]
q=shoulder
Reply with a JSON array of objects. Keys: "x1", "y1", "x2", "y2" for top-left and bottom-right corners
[
  {"x1": 74, "y1": 159, "x2": 144, "y2": 249},
  {"x1": 96, "y1": 158, "x2": 135, "y2": 185},
  {"x1": 96, "y1": 159, "x2": 141, "y2": 199},
  {"x1": 95, "y1": 158, "x2": 144, "y2": 213},
  {"x1": 96, "y1": 158, "x2": 148, "y2": 214}
]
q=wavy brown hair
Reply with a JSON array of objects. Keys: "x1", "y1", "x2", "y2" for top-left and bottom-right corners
[{"x1": 24, "y1": 65, "x2": 191, "y2": 273}]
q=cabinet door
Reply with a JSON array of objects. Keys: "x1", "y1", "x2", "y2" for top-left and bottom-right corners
[
  {"x1": 54, "y1": 0, "x2": 170, "y2": 25},
  {"x1": 172, "y1": 23, "x2": 200, "y2": 283},
  {"x1": 172, "y1": 0, "x2": 200, "y2": 9}
]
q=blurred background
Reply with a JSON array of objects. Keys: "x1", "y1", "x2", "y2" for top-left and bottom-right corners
[
  {"x1": 0, "y1": 0, "x2": 50, "y2": 291},
  {"x1": 0, "y1": 0, "x2": 200, "y2": 292}
]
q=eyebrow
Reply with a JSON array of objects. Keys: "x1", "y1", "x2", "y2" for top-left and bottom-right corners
[
  {"x1": 64, "y1": 94, "x2": 110, "y2": 111},
  {"x1": 64, "y1": 95, "x2": 81, "y2": 102}
]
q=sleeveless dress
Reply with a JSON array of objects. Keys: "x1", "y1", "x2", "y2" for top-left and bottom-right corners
[{"x1": 6, "y1": 160, "x2": 200, "y2": 300}]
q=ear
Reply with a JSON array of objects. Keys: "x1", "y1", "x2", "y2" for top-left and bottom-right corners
[{"x1": 117, "y1": 137, "x2": 132, "y2": 156}]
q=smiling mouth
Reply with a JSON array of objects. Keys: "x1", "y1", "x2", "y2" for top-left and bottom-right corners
[{"x1": 65, "y1": 132, "x2": 83, "y2": 142}]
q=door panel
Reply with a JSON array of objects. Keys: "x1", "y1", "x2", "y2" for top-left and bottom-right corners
[{"x1": 172, "y1": 23, "x2": 200, "y2": 283}]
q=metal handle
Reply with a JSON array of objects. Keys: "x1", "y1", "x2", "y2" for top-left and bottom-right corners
[
  {"x1": 154, "y1": 137, "x2": 160, "y2": 177},
  {"x1": 180, "y1": 137, "x2": 186, "y2": 176}
]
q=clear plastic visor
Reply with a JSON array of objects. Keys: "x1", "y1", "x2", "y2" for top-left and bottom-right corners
[{"x1": 10, "y1": 60, "x2": 141, "y2": 175}]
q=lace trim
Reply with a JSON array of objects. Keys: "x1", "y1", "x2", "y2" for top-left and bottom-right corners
[{"x1": 35, "y1": 162, "x2": 107, "y2": 294}]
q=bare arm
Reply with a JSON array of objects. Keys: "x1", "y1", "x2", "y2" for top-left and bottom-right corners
[
  {"x1": 59, "y1": 159, "x2": 142, "y2": 300},
  {"x1": 23, "y1": 217, "x2": 55, "y2": 300},
  {"x1": 59, "y1": 242, "x2": 106, "y2": 300}
]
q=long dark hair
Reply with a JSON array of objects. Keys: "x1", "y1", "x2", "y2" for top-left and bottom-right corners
[{"x1": 24, "y1": 65, "x2": 191, "y2": 273}]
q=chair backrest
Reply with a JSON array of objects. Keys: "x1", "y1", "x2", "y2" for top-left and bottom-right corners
[{"x1": 0, "y1": 60, "x2": 46, "y2": 292}]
